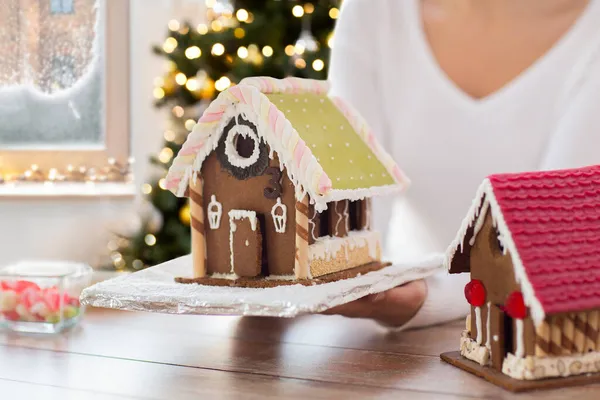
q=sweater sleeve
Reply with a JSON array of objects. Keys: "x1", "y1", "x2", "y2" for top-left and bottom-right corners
[{"x1": 328, "y1": 0, "x2": 395, "y2": 242}]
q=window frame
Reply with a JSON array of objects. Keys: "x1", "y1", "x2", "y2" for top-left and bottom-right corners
[{"x1": 0, "y1": 0, "x2": 131, "y2": 182}]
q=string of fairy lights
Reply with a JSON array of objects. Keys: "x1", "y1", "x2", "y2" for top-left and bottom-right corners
[
  {"x1": 107, "y1": 0, "x2": 339, "y2": 271},
  {"x1": 0, "y1": 158, "x2": 134, "y2": 186}
]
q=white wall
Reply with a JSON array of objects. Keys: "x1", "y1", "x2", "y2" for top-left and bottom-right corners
[{"x1": 0, "y1": 0, "x2": 205, "y2": 268}]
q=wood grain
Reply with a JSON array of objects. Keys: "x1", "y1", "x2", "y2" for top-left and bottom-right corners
[{"x1": 1, "y1": 307, "x2": 600, "y2": 399}]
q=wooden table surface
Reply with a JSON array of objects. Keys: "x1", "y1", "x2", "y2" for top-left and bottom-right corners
[{"x1": 1, "y1": 308, "x2": 600, "y2": 399}]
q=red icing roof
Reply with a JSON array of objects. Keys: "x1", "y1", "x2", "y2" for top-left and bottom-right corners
[{"x1": 488, "y1": 165, "x2": 600, "y2": 316}]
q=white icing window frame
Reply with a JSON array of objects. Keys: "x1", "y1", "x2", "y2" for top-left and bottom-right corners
[
  {"x1": 207, "y1": 195, "x2": 223, "y2": 230},
  {"x1": 0, "y1": 0, "x2": 131, "y2": 198},
  {"x1": 271, "y1": 197, "x2": 287, "y2": 233}
]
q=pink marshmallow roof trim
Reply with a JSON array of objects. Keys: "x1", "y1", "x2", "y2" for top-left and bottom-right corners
[
  {"x1": 446, "y1": 165, "x2": 600, "y2": 326},
  {"x1": 165, "y1": 77, "x2": 409, "y2": 212}
]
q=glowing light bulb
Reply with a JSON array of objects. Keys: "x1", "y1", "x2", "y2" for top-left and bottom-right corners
[
  {"x1": 215, "y1": 76, "x2": 231, "y2": 91},
  {"x1": 164, "y1": 130, "x2": 176, "y2": 141},
  {"x1": 158, "y1": 179, "x2": 167, "y2": 190},
  {"x1": 262, "y1": 46, "x2": 273, "y2": 57},
  {"x1": 236, "y1": 8, "x2": 249, "y2": 22},
  {"x1": 234, "y1": 27, "x2": 245, "y2": 38},
  {"x1": 329, "y1": 7, "x2": 340, "y2": 19},
  {"x1": 186, "y1": 78, "x2": 200, "y2": 91},
  {"x1": 185, "y1": 46, "x2": 201, "y2": 59},
  {"x1": 162, "y1": 37, "x2": 178, "y2": 53},
  {"x1": 175, "y1": 73, "x2": 187, "y2": 85},
  {"x1": 295, "y1": 58, "x2": 306, "y2": 69},
  {"x1": 211, "y1": 43, "x2": 225, "y2": 56},
  {"x1": 284, "y1": 45, "x2": 295, "y2": 56},
  {"x1": 172, "y1": 106, "x2": 184, "y2": 118},
  {"x1": 197, "y1": 24, "x2": 208, "y2": 34},
  {"x1": 185, "y1": 119, "x2": 197, "y2": 131},
  {"x1": 158, "y1": 148, "x2": 174, "y2": 163},
  {"x1": 312, "y1": 59, "x2": 324, "y2": 71},
  {"x1": 211, "y1": 20, "x2": 223, "y2": 32},
  {"x1": 168, "y1": 19, "x2": 180, "y2": 31},
  {"x1": 237, "y1": 46, "x2": 249, "y2": 59},
  {"x1": 153, "y1": 87, "x2": 165, "y2": 99},
  {"x1": 145, "y1": 234, "x2": 157, "y2": 246},
  {"x1": 292, "y1": 5, "x2": 304, "y2": 17},
  {"x1": 142, "y1": 183, "x2": 153, "y2": 194}
]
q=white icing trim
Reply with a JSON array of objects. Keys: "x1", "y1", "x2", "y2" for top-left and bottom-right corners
[
  {"x1": 223, "y1": 117, "x2": 262, "y2": 168},
  {"x1": 485, "y1": 302, "x2": 491, "y2": 349},
  {"x1": 502, "y1": 351, "x2": 600, "y2": 380},
  {"x1": 334, "y1": 202, "x2": 343, "y2": 236},
  {"x1": 210, "y1": 272, "x2": 239, "y2": 280},
  {"x1": 207, "y1": 195, "x2": 222, "y2": 230},
  {"x1": 271, "y1": 197, "x2": 287, "y2": 233},
  {"x1": 445, "y1": 179, "x2": 545, "y2": 326},
  {"x1": 309, "y1": 230, "x2": 380, "y2": 263},
  {"x1": 515, "y1": 319, "x2": 525, "y2": 358},
  {"x1": 469, "y1": 200, "x2": 489, "y2": 246},
  {"x1": 475, "y1": 306, "x2": 483, "y2": 345},
  {"x1": 308, "y1": 207, "x2": 318, "y2": 242},
  {"x1": 228, "y1": 210, "x2": 258, "y2": 272},
  {"x1": 264, "y1": 275, "x2": 296, "y2": 281}
]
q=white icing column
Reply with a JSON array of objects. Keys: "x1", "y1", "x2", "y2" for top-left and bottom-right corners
[
  {"x1": 475, "y1": 306, "x2": 483, "y2": 345},
  {"x1": 485, "y1": 302, "x2": 491, "y2": 349},
  {"x1": 515, "y1": 319, "x2": 525, "y2": 358}
]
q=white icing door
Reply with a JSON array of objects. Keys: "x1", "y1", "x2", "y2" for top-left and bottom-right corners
[{"x1": 228, "y1": 210, "x2": 263, "y2": 278}]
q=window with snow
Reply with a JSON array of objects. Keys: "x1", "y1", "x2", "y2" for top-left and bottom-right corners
[
  {"x1": 0, "y1": 0, "x2": 102, "y2": 147},
  {"x1": 50, "y1": 0, "x2": 75, "y2": 14}
]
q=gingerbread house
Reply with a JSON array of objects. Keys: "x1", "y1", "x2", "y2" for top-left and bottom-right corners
[
  {"x1": 442, "y1": 165, "x2": 600, "y2": 389},
  {"x1": 165, "y1": 77, "x2": 409, "y2": 287}
]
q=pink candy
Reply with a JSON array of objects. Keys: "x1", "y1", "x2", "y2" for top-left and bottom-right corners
[{"x1": 0, "y1": 280, "x2": 81, "y2": 324}]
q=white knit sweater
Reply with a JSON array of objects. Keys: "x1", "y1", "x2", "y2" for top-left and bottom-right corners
[{"x1": 329, "y1": 0, "x2": 600, "y2": 329}]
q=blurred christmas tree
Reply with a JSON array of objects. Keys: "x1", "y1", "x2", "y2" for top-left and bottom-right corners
[{"x1": 109, "y1": 0, "x2": 341, "y2": 271}]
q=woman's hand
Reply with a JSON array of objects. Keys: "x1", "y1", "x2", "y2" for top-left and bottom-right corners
[{"x1": 322, "y1": 280, "x2": 428, "y2": 328}]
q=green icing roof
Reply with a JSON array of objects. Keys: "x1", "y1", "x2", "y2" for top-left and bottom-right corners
[{"x1": 266, "y1": 93, "x2": 395, "y2": 190}]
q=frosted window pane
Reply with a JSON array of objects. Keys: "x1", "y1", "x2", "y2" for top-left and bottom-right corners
[{"x1": 0, "y1": 0, "x2": 103, "y2": 147}]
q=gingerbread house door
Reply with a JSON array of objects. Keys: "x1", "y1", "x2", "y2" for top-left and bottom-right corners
[{"x1": 229, "y1": 211, "x2": 263, "y2": 277}]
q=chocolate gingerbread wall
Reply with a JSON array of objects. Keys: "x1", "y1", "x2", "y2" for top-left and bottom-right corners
[
  {"x1": 201, "y1": 152, "x2": 296, "y2": 276},
  {"x1": 470, "y1": 212, "x2": 536, "y2": 369}
]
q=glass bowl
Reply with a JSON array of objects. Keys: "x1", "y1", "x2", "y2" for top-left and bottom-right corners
[{"x1": 0, "y1": 261, "x2": 93, "y2": 334}]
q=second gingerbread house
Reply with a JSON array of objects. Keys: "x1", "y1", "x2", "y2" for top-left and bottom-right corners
[{"x1": 443, "y1": 165, "x2": 600, "y2": 387}]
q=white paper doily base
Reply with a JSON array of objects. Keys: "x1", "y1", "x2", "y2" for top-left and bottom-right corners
[{"x1": 81, "y1": 254, "x2": 444, "y2": 317}]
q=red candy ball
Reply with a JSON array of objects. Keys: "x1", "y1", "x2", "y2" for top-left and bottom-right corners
[
  {"x1": 464, "y1": 279, "x2": 486, "y2": 307},
  {"x1": 505, "y1": 291, "x2": 527, "y2": 319}
]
